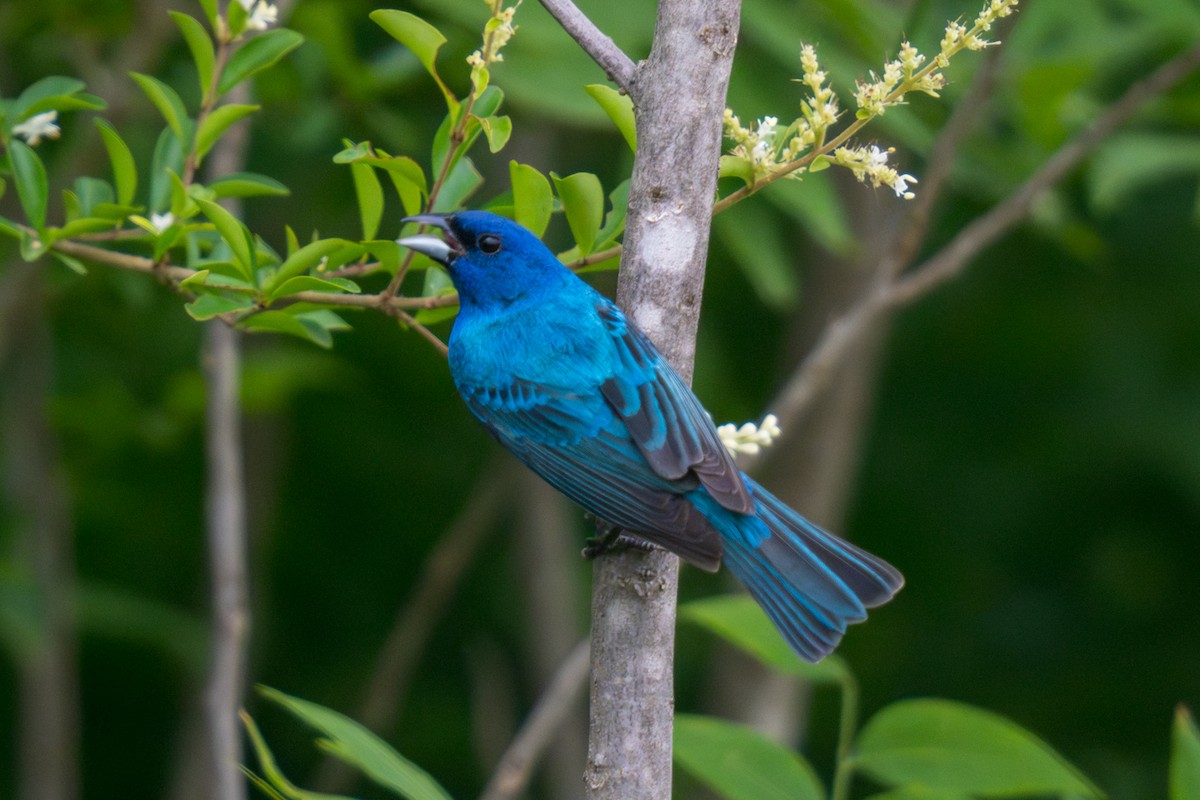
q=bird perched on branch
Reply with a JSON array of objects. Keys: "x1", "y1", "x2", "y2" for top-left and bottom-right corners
[{"x1": 398, "y1": 211, "x2": 902, "y2": 661}]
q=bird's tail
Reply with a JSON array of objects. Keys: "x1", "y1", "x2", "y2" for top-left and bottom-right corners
[{"x1": 711, "y1": 477, "x2": 903, "y2": 662}]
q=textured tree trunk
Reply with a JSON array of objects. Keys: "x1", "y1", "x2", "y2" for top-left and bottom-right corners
[{"x1": 584, "y1": 2, "x2": 741, "y2": 798}]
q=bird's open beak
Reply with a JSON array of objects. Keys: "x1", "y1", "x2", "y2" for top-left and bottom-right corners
[{"x1": 397, "y1": 214, "x2": 462, "y2": 267}]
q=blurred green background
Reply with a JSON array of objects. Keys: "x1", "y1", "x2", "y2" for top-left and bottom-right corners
[{"x1": 1, "y1": 0, "x2": 1198, "y2": 798}]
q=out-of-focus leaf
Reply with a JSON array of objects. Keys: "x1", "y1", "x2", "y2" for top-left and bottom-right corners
[
  {"x1": 208, "y1": 172, "x2": 289, "y2": 199},
  {"x1": 1172, "y1": 706, "x2": 1200, "y2": 800},
  {"x1": 719, "y1": 155, "x2": 755, "y2": 188},
  {"x1": 764, "y1": 172, "x2": 856, "y2": 258},
  {"x1": 370, "y1": 10, "x2": 457, "y2": 113},
  {"x1": 218, "y1": 29, "x2": 305, "y2": 94},
  {"x1": 129, "y1": 72, "x2": 191, "y2": 141},
  {"x1": 350, "y1": 162, "x2": 384, "y2": 241},
  {"x1": 856, "y1": 699, "x2": 1104, "y2": 797},
  {"x1": 585, "y1": 84, "x2": 636, "y2": 151},
  {"x1": 8, "y1": 76, "x2": 105, "y2": 119},
  {"x1": 149, "y1": 128, "x2": 186, "y2": 214},
  {"x1": 431, "y1": 157, "x2": 482, "y2": 213},
  {"x1": 258, "y1": 686, "x2": 453, "y2": 800},
  {"x1": 674, "y1": 714, "x2": 824, "y2": 800},
  {"x1": 1089, "y1": 132, "x2": 1200, "y2": 217},
  {"x1": 552, "y1": 172, "x2": 604, "y2": 256},
  {"x1": 196, "y1": 104, "x2": 260, "y2": 163},
  {"x1": 267, "y1": 238, "x2": 357, "y2": 293},
  {"x1": 185, "y1": 293, "x2": 254, "y2": 320},
  {"x1": 94, "y1": 119, "x2": 138, "y2": 207},
  {"x1": 510, "y1": 161, "x2": 553, "y2": 237},
  {"x1": 241, "y1": 712, "x2": 357, "y2": 800},
  {"x1": 267, "y1": 276, "x2": 360, "y2": 301},
  {"x1": 679, "y1": 595, "x2": 849, "y2": 684},
  {"x1": 8, "y1": 139, "x2": 49, "y2": 231},
  {"x1": 171, "y1": 11, "x2": 216, "y2": 104}
]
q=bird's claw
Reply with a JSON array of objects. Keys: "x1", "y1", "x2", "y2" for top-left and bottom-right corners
[{"x1": 583, "y1": 520, "x2": 658, "y2": 560}]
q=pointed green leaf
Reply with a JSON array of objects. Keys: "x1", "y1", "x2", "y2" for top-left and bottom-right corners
[
  {"x1": 377, "y1": 156, "x2": 427, "y2": 217},
  {"x1": 856, "y1": 699, "x2": 1104, "y2": 797},
  {"x1": 8, "y1": 139, "x2": 49, "y2": 231},
  {"x1": 267, "y1": 275, "x2": 361, "y2": 302},
  {"x1": 196, "y1": 104, "x2": 260, "y2": 163},
  {"x1": 196, "y1": 199, "x2": 254, "y2": 279},
  {"x1": 9, "y1": 76, "x2": 104, "y2": 119},
  {"x1": 674, "y1": 715, "x2": 824, "y2": 800},
  {"x1": 350, "y1": 162, "x2": 383, "y2": 241},
  {"x1": 208, "y1": 172, "x2": 289, "y2": 199},
  {"x1": 0, "y1": 215, "x2": 20, "y2": 238},
  {"x1": 242, "y1": 712, "x2": 358, "y2": 800},
  {"x1": 171, "y1": 11, "x2": 216, "y2": 104},
  {"x1": 129, "y1": 72, "x2": 190, "y2": 141},
  {"x1": 552, "y1": 172, "x2": 604, "y2": 256},
  {"x1": 680, "y1": 595, "x2": 848, "y2": 684},
  {"x1": 149, "y1": 128, "x2": 186, "y2": 213},
  {"x1": 218, "y1": 28, "x2": 305, "y2": 94},
  {"x1": 510, "y1": 161, "x2": 553, "y2": 237},
  {"x1": 52, "y1": 251, "x2": 88, "y2": 275},
  {"x1": 594, "y1": 179, "x2": 630, "y2": 249},
  {"x1": 369, "y1": 10, "x2": 457, "y2": 113},
  {"x1": 267, "y1": 238, "x2": 356, "y2": 293},
  {"x1": 1172, "y1": 706, "x2": 1200, "y2": 800},
  {"x1": 585, "y1": 84, "x2": 636, "y2": 151},
  {"x1": 431, "y1": 158, "x2": 482, "y2": 213},
  {"x1": 197, "y1": 0, "x2": 218, "y2": 29},
  {"x1": 185, "y1": 293, "x2": 254, "y2": 320},
  {"x1": 255, "y1": 681, "x2": 448, "y2": 800},
  {"x1": 719, "y1": 155, "x2": 755, "y2": 188},
  {"x1": 94, "y1": 119, "x2": 138, "y2": 207}
]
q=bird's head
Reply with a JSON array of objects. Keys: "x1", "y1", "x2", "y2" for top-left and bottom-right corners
[{"x1": 397, "y1": 211, "x2": 566, "y2": 311}]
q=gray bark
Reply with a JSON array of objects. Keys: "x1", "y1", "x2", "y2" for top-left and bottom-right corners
[{"x1": 584, "y1": 1, "x2": 741, "y2": 798}]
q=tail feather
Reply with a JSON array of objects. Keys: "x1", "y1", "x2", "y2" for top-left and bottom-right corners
[{"x1": 717, "y1": 477, "x2": 904, "y2": 662}]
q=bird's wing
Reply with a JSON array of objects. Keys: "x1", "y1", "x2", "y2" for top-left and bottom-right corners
[
  {"x1": 594, "y1": 301, "x2": 755, "y2": 515},
  {"x1": 458, "y1": 378, "x2": 724, "y2": 570}
]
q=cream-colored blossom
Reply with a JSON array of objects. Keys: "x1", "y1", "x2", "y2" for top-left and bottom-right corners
[
  {"x1": 718, "y1": 414, "x2": 782, "y2": 457},
  {"x1": 13, "y1": 111, "x2": 61, "y2": 146}
]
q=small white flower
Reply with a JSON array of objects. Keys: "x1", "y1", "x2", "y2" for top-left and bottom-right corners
[
  {"x1": 13, "y1": 111, "x2": 61, "y2": 147},
  {"x1": 893, "y1": 173, "x2": 917, "y2": 199},
  {"x1": 868, "y1": 145, "x2": 890, "y2": 168},
  {"x1": 149, "y1": 212, "x2": 175, "y2": 233},
  {"x1": 718, "y1": 413, "x2": 783, "y2": 457},
  {"x1": 238, "y1": 0, "x2": 278, "y2": 31}
]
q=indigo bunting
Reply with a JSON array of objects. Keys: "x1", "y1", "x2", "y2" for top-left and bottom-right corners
[{"x1": 398, "y1": 211, "x2": 902, "y2": 661}]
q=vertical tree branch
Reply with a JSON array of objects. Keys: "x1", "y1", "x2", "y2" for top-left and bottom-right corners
[
  {"x1": 200, "y1": 80, "x2": 254, "y2": 800},
  {"x1": 585, "y1": 1, "x2": 741, "y2": 798},
  {"x1": 1, "y1": 265, "x2": 80, "y2": 800}
]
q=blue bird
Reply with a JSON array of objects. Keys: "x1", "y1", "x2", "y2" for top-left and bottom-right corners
[{"x1": 398, "y1": 211, "x2": 902, "y2": 661}]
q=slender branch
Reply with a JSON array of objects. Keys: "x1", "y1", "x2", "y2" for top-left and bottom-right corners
[
  {"x1": 479, "y1": 638, "x2": 591, "y2": 800},
  {"x1": 537, "y1": 0, "x2": 637, "y2": 93},
  {"x1": 770, "y1": 43, "x2": 1200, "y2": 431}
]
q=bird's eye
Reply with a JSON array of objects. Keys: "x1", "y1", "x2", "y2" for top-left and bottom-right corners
[{"x1": 478, "y1": 233, "x2": 502, "y2": 254}]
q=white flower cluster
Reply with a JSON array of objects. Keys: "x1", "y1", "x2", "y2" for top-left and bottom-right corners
[
  {"x1": 467, "y1": 3, "x2": 520, "y2": 69},
  {"x1": 237, "y1": 0, "x2": 279, "y2": 31},
  {"x1": 944, "y1": 0, "x2": 1018, "y2": 54},
  {"x1": 854, "y1": 41, "x2": 944, "y2": 117},
  {"x1": 718, "y1": 414, "x2": 782, "y2": 457},
  {"x1": 834, "y1": 144, "x2": 918, "y2": 199},
  {"x1": 13, "y1": 111, "x2": 61, "y2": 147}
]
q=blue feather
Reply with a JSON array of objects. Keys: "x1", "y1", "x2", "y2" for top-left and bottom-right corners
[{"x1": 398, "y1": 211, "x2": 903, "y2": 661}]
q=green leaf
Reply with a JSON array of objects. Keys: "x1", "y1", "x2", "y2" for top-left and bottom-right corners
[
  {"x1": 0, "y1": 176, "x2": 6, "y2": 202},
  {"x1": 185, "y1": 293, "x2": 254, "y2": 321},
  {"x1": 170, "y1": 11, "x2": 216, "y2": 104},
  {"x1": 552, "y1": 172, "x2": 604, "y2": 256},
  {"x1": 195, "y1": 104, "x2": 260, "y2": 164},
  {"x1": 856, "y1": 699, "x2": 1104, "y2": 797},
  {"x1": 94, "y1": 119, "x2": 138, "y2": 207},
  {"x1": 474, "y1": 114, "x2": 512, "y2": 153},
  {"x1": 196, "y1": 199, "x2": 254, "y2": 280},
  {"x1": 1172, "y1": 706, "x2": 1200, "y2": 800},
  {"x1": 585, "y1": 84, "x2": 636, "y2": 151},
  {"x1": 0, "y1": 215, "x2": 19, "y2": 238},
  {"x1": 674, "y1": 715, "x2": 824, "y2": 800},
  {"x1": 350, "y1": 162, "x2": 384, "y2": 241},
  {"x1": 51, "y1": 251, "x2": 88, "y2": 275},
  {"x1": 149, "y1": 128, "x2": 186, "y2": 213},
  {"x1": 378, "y1": 156, "x2": 428, "y2": 217},
  {"x1": 259, "y1": 685, "x2": 452, "y2": 799},
  {"x1": 267, "y1": 275, "x2": 361, "y2": 302},
  {"x1": 208, "y1": 172, "x2": 289, "y2": 199},
  {"x1": 432, "y1": 158, "x2": 482, "y2": 213},
  {"x1": 364, "y1": 240, "x2": 402, "y2": 276},
  {"x1": 8, "y1": 139, "x2": 49, "y2": 231},
  {"x1": 679, "y1": 595, "x2": 848, "y2": 685},
  {"x1": 129, "y1": 72, "x2": 190, "y2": 141},
  {"x1": 594, "y1": 179, "x2": 630, "y2": 249},
  {"x1": 218, "y1": 28, "x2": 305, "y2": 94},
  {"x1": 714, "y1": 205, "x2": 800, "y2": 311},
  {"x1": 242, "y1": 712, "x2": 358, "y2": 800},
  {"x1": 197, "y1": 0, "x2": 218, "y2": 29},
  {"x1": 267, "y1": 238, "x2": 356, "y2": 294},
  {"x1": 1089, "y1": 132, "x2": 1200, "y2": 216},
  {"x1": 239, "y1": 311, "x2": 334, "y2": 348},
  {"x1": 719, "y1": 155, "x2": 756, "y2": 188},
  {"x1": 510, "y1": 161, "x2": 553, "y2": 237},
  {"x1": 765, "y1": 172, "x2": 855, "y2": 258},
  {"x1": 370, "y1": 10, "x2": 457, "y2": 113},
  {"x1": 8, "y1": 76, "x2": 104, "y2": 120}
]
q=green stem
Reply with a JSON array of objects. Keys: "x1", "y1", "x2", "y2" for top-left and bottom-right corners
[{"x1": 830, "y1": 670, "x2": 860, "y2": 800}]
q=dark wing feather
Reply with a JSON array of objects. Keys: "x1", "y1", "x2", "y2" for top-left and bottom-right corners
[
  {"x1": 595, "y1": 301, "x2": 753, "y2": 515},
  {"x1": 458, "y1": 379, "x2": 724, "y2": 570}
]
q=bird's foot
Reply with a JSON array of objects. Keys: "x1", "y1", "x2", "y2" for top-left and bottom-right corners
[{"x1": 583, "y1": 520, "x2": 658, "y2": 560}]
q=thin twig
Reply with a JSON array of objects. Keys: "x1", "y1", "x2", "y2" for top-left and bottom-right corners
[
  {"x1": 770, "y1": 43, "x2": 1200, "y2": 430},
  {"x1": 479, "y1": 638, "x2": 591, "y2": 800},
  {"x1": 537, "y1": 0, "x2": 637, "y2": 93}
]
